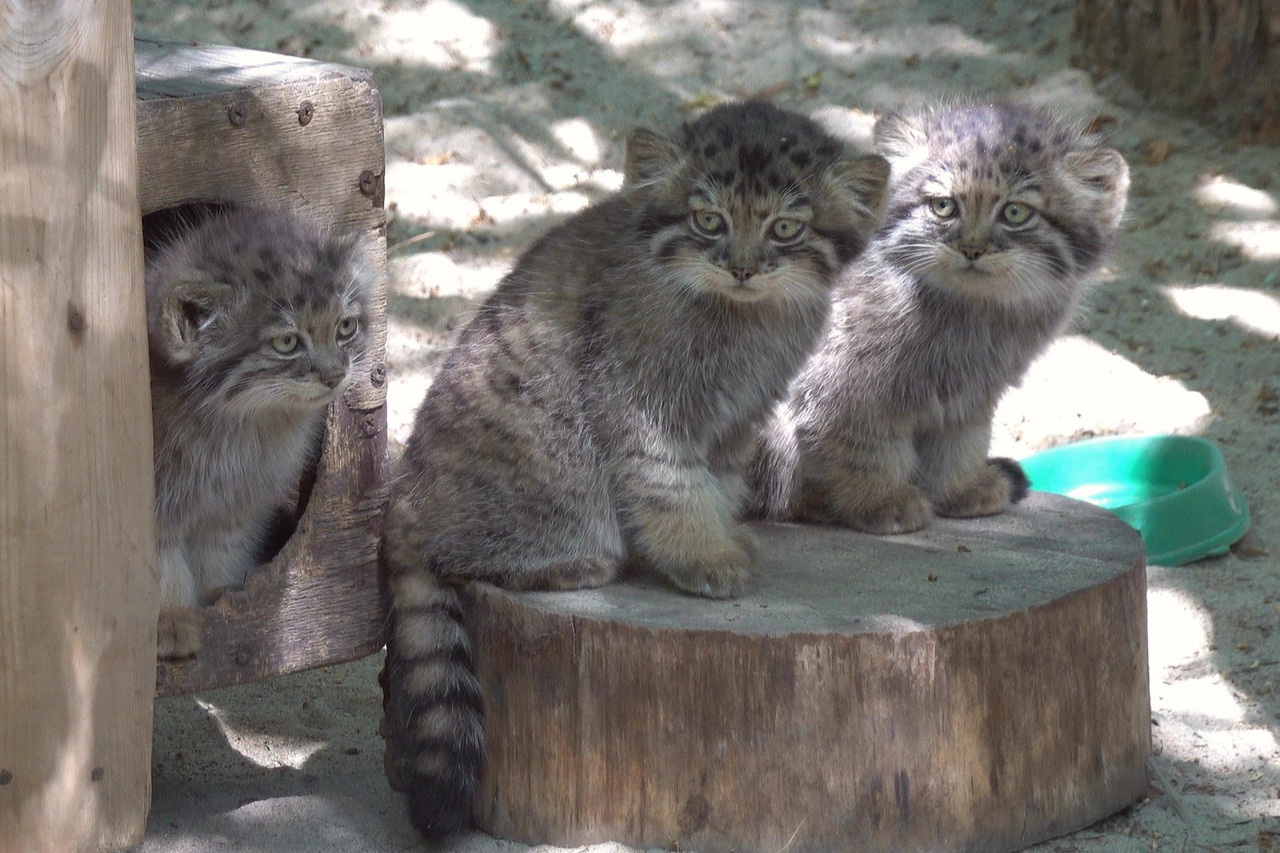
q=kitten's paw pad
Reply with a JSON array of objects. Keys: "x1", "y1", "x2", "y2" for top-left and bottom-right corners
[
  {"x1": 936, "y1": 461, "x2": 1026, "y2": 518},
  {"x1": 157, "y1": 607, "x2": 202, "y2": 660},
  {"x1": 663, "y1": 539, "x2": 753, "y2": 599}
]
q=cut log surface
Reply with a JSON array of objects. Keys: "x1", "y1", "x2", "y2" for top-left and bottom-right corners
[{"x1": 466, "y1": 491, "x2": 1150, "y2": 853}]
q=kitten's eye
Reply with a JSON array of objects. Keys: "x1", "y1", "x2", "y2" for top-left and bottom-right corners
[
  {"x1": 691, "y1": 210, "x2": 726, "y2": 236},
  {"x1": 336, "y1": 316, "x2": 360, "y2": 340},
  {"x1": 1001, "y1": 202, "x2": 1035, "y2": 226},
  {"x1": 929, "y1": 197, "x2": 958, "y2": 219},
  {"x1": 271, "y1": 333, "x2": 300, "y2": 355},
  {"x1": 770, "y1": 218, "x2": 806, "y2": 243}
]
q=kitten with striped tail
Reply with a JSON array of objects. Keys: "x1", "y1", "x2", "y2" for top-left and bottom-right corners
[
  {"x1": 749, "y1": 102, "x2": 1130, "y2": 534},
  {"x1": 381, "y1": 100, "x2": 890, "y2": 838}
]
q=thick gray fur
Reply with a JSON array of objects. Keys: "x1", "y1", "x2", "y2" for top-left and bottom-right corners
[{"x1": 749, "y1": 102, "x2": 1130, "y2": 534}]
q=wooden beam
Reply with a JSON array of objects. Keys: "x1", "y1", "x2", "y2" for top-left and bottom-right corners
[{"x1": 1, "y1": 1, "x2": 156, "y2": 850}]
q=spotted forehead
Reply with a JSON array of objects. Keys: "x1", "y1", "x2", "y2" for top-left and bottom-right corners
[
  {"x1": 922, "y1": 106, "x2": 1078, "y2": 182},
  {"x1": 681, "y1": 110, "x2": 843, "y2": 196}
]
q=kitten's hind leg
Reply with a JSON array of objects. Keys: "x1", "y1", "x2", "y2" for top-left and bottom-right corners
[
  {"x1": 387, "y1": 448, "x2": 625, "y2": 594},
  {"x1": 157, "y1": 608, "x2": 202, "y2": 660},
  {"x1": 799, "y1": 427, "x2": 931, "y2": 534},
  {"x1": 921, "y1": 419, "x2": 1024, "y2": 518}
]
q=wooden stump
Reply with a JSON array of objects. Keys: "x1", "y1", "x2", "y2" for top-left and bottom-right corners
[
  {"x1": 1074, "y1": 0, "x2": 1280, "y2": 126},
  {"x1": 465, "y1": 492, "x2": 1150, "y2": 853}
]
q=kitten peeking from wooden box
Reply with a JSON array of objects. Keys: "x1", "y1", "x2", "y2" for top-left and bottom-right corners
[
  {"x1": 144, "y1": 207, "x2": 373, "y2": 660},
  {"x1": 749, "y1": 102, "x2": 1130, "y2": 534}
]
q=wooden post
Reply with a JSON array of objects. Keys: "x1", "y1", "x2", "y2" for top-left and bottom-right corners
[{"x1": 1, "y1": 1, "x2": 157, "y2": 851}]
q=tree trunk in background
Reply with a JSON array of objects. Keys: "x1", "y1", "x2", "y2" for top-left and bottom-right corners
[
  {"x1": 0, "y1": 0, "x2": 156, "y2": 850},
  {"x1": 1074, "y1": 0, "x2": 1280, "y2": 136}
]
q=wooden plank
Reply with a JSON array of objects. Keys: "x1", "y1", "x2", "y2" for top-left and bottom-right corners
[
  {"x1": 0, "y1": 3, "x2": 156, "y2": 851},
  {"x1": 133, "y1": 35, "x2": 373, "y2": 99},
  {"x1": 463, "y1": 492, "x2": 1150, "y2": 853},
  {"x1": 135, "y1": 41, "x2": 391, "y2": 695}
]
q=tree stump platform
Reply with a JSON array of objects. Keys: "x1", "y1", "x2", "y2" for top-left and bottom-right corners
[{"x1": 464, "y1": 491, "x2": 1150, "y2": 853}]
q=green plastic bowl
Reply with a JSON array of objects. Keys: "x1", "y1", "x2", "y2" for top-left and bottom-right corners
[{"x1": 1019, "y1": 434, "x2": 1250, "y2": 566}]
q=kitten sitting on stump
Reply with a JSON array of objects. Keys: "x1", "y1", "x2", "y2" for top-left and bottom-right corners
[{"x1": 749, "y1": 102, "x2": 1130, "y2": 534}]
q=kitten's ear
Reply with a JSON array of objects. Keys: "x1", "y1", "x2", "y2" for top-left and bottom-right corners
[
  {"x1": 827, "y1": 153, "x2": 892, "y2": 231},
  {"x1": 1062, "y1": 147, "x2": 1131, "y2": 230},
  {"x1": 873, "y1": 111, "x2": 929, "y2": 161},
  {"x1": 150, "y1": 279, "x2": 232, "y2": 365},
  {"x1": 624, "y1": 128, "x2": 684, "y2": 197}
]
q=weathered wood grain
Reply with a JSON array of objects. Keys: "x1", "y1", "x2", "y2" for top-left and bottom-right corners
[
  {"x1": 1, "y1": 5, "x2": 156, "y2": 851},
  {"x1": 466, "y1": 492, "x2": 1150, "y2": 853}
]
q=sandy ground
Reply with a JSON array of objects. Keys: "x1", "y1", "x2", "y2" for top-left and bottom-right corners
[{"x1": 128, "y1": 0, "x2": 1280, "y2": 850}]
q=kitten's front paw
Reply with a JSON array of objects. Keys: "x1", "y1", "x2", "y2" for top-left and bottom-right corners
[
  {"x1": 660, "y1": 533, "x2": 753, "y2": 599},
  {"x1": 831, "y1": 485, "x2": 932, "y2": 535},
  {"x1": 157, "y1": 606, "x2": 202, "y2": 660}
]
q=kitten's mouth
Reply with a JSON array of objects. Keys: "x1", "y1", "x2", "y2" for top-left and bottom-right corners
[
  {"x1": 296, "y1": 383, "x2": 345, "y2": 406},
  {"x1": 716, "y1": 281, "x2": 762, "y2": 302},
  {"x1": 713, "y1": 279, "x2": 772, "y2": 303}
]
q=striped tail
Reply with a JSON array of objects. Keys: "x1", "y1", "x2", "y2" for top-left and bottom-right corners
[
  {"x1": 990, "y1": 456, "x2": 1031, "y2": 504},
  {"x1": 381, "y1": 569, "x2": 485, "y2": 839}
]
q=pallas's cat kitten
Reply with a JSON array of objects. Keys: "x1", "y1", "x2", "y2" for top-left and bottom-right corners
[
  {"x1": 749, "y1": 102, "x2": 1129, "y2": 534},
  {"x1": 381, "y1": 100, "x2": 890, "y2": 838},
  {"x1": 146, "y1": 207, "x2": 371, "y2": 659}
]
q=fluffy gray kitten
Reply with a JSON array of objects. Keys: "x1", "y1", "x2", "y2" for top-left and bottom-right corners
[
  {"x1": 146, "y1": 207, "x2": 371, "y2": 659},
  {"x1": 749, "y1": 102, "x2": 1130, "y2": 533},
  {"x1": 381, "y1": 100, "x2": 890, "y2": 838}
]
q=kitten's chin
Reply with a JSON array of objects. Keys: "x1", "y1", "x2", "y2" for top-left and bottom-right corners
[
  {"x1": 929, "y1": 266, "x2": 1054, "y2": 308},
  {"x1": 712, "y1": 282, "x2": 775, "y2": 304}
]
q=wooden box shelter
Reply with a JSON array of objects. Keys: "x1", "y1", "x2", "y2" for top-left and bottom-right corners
[{"x1": 134, "y1": 37, "x2": 390, "y2": 696}]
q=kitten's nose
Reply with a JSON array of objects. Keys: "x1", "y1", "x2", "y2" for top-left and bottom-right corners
[
  {"x1": 316, "y1": 359, "x2": 347, "y2": 389},
  {"x1": 959, "y1": 244, "x2": 986, "y2": 261},
  {"x1": 730, "y1": 266, "x2": 757, "y2": 282}
]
